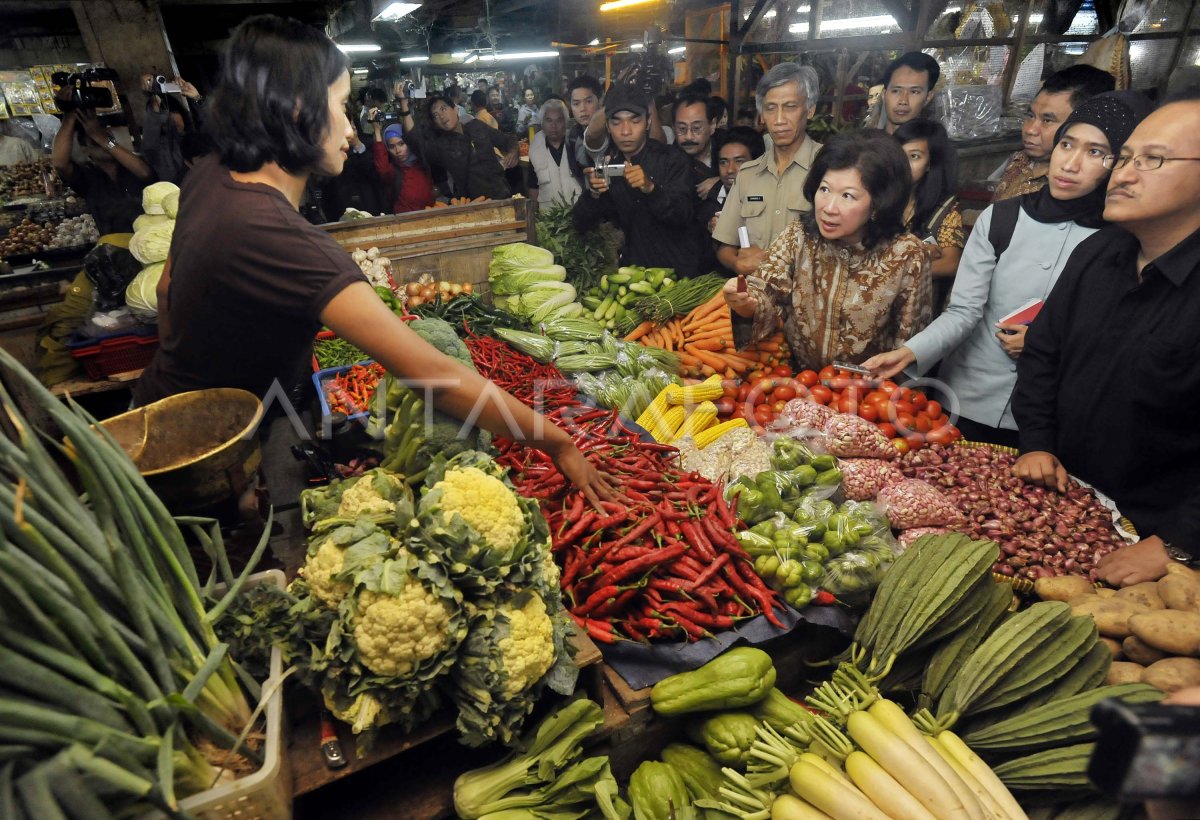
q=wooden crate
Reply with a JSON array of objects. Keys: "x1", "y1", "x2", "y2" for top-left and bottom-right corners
[{"x1": 320, "y1": 198, "x2": 535, "y2": 295}]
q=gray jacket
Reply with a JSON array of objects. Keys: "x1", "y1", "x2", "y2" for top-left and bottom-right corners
[{"x1": 905, "y1": 204, "x2": 1099, "y2": 430}]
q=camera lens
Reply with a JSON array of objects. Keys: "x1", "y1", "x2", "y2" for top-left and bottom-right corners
[{"x1": 155, "y1": 75, "x2": 167, "y2": 85}]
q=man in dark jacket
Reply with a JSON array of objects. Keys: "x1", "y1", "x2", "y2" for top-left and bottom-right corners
[{"x1": 571, "y1": 85, "x2": 703, "y2": 278}]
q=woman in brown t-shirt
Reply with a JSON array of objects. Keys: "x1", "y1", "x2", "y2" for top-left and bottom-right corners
[{"x1": 136, "y1": 15, "x2": 615, "y2": 507}]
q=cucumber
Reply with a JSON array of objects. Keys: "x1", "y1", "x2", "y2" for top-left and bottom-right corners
[
  {"x1": 600, "y1": 274, "x2": 609, "y2": 291},
  {"x1": 593, "y1": 295, "x2": 614, "y2": 321},
  {"x1": 609, "y1": 273, "x2": 632, "y2": 285},
  {"x1": 629, "y1": 280, "x2": 655, "y2": 295},
  {"x1": 604, "y1": 299, "x2": 620, "y2": 321},
  {"x1": 582, "y1": 296, "x2": 602, "y2": 311}
]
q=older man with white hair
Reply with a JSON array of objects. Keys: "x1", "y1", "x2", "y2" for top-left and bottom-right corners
[
  {"x1": 713, "y1": 63, "x2": 822, "y2": 277},
  {"x1": 528, "y1": 99, "x2": 581, "y2": 209}
]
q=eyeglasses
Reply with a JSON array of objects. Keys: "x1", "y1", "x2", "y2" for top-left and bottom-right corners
[
  {"x1": 674, "y1": 124, "x2": 710, "y2": 136},
  {"x1": 1102, "y1": 154, "x2": 1200, "y2": 171}
]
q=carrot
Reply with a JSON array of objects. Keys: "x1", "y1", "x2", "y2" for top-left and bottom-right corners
[
  {"x1": 688, "y1": 325, "x2": 734, "y2": 343},
  {"x1": 699, "y1": 365, "x2": 717, "y2": 377},
  {"x1": 624, "y1": 321, "x2": 655, "y2": 342},
  {"x1": 754, "y1": 340, "x2": 784, "y2": 353},
  {"x1": 675, "y1": 351, "x2": 702, "y2": 368},
  {"x1": 685, "y1": 345, "x2": 734, "y2": 372},
  {"x1": 688, "y1": 338, "x2": 725, "y2": 352}
]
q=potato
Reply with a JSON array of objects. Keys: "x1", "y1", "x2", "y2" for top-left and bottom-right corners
[
  {"x1": 1105, "y1": 661, "x2": 1146, "y2": 685},
  {"x1": 1115, "y1": 581, "x2": 1165, "y2": 610},
  {"x1": 1096, "y1": 587, "x2": 1117, "y2": 598},
  {"x1": 1071, "y1": 597, "x2": 1148, "y2": 639},
  {"x1": 1128, "y1": 610, "x2": 1200, "y2": 656},
  {"x1": 1122, "y1": 635, "x2": 1167, "y2": 666},
  {"x1": 1159, "y1": 570, "x2": 1200, "y2": 614},
  {"x1": 1099, "y1": 637, "x2": 1123, "y2": 660},
  {"x1": 1035, "y1": 576, "x2": 1096, "y2": 603},
  {"x1": 1141, "y1": 657, "x2": 1200, "y2": 693}
]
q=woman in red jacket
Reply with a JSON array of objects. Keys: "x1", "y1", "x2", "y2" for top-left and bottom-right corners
[{"x1": 370, "y1": 121, "x2": 434, "y2": 212}]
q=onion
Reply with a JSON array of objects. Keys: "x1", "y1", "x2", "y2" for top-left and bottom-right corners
[
  {"x1": 408, "y1": 295, "x2": 425, "y2": 307},
  {"x1": 405, "y1": 282, "x2": 423, "y2": 296},
  {"x1": 420, "y1": 286, "x2": 436, "y2": 299},
  {"x1": 462, "y1": 283, "x2": 474, "y2": 294},
  {"x1": 437, "y1": 280, "x2": 452, "y2": 292},
  {"x1": 449, "y1": 283, "x2": 463, "y2": 296}
]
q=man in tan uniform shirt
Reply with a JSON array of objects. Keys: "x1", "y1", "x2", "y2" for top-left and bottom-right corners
[{"x1": 714, "y1": 63, "x2": 822, "y2": 277}]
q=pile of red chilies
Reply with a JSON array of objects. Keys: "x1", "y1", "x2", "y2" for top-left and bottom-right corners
[
  {"x1": 465, "y1": 333, "x2": 578, "y2": 411},
  {"x1": 495, "y1": 405, "x2": 786, "y2": 645}
]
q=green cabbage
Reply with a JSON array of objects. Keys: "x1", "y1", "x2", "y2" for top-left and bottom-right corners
[
  {"x1": 141, "y1": 181, "x2": 180, "y2": 215},
  {"x1": 129, "y1": 221, "x2": 175, "y2": 265},
  {"x1": 162, "y1": 189, "x2": 180, "y2": 218},
  {"x1": 125, "y1": 262, "x2": 164, "y2": 321},
  {"x1": 520, "y1": 282, "x2": 577, "y2": 324},
  {"x1": 488, "y1": 242, "x2": 555, "y2": 279},
  {"x1": 132, "y1": 213, "x2": 171, "y2": 233}
]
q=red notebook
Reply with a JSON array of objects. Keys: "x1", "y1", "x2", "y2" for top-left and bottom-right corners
[{"x1": 999, "y1": 298, "x2": 1045, "y2": 326}]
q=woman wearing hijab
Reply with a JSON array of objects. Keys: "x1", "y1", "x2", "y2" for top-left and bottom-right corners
[
  {"x1": 370, "y1": 121, "x2": 434, "y2": 213},
  {"x1": 864, "y1": 91, "x2": 1153, "y2": 448}
]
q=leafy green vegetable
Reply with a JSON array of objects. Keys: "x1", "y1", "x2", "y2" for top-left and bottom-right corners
[{"x1": 535, "y1": 201, "x2": 618, "y2": 292}]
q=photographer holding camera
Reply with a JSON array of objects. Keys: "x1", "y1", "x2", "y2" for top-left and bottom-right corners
[
  {"x1": 140, "y1": 73, "x2": 204, "y2": 184},
  {"x1": 52, "y1": 102, "x2": 153, "y2": 236},
  {"x1": 571, "y1": 84, "x2": 702, "y2": 278}
]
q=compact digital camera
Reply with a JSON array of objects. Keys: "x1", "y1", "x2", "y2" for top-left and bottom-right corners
[
  {"x1": 51, "y1": 67, "x2": 120, "y2": 112},
  {"x1": 1088, "y1": 699, "x2": 1200, "y2": 801},
  {"x1": 153, "y1": 75, "x2": 181, "y2": 95}
]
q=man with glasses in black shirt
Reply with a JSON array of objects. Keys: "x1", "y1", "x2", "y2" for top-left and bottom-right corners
[{"x1": 1013, "y1": 91, "x2": 1200, "y2": 586}]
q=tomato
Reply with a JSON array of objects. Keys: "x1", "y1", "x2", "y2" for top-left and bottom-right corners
[
  {"x1": 736, "y1": 384, "x2": 751, "y2": 403},
  {"x1": 721, "y1": 379, "x2": 739, "y2": 398},
  {"x1": 864, "y1": 391, "x2": 890, "y2": 408},
  {"x1": 929, "y1": 414, "x2": 950, "y2": 429},
  {"x1": 842, "y1": 384, "x2": 865, "y2": 402},
  {"x1": 926, "y1": 400, "x2": 943, "y2": 418},
  {"x1": 905, "y1": 432, "x2": 926, "y2": 451},
  {"x1": 748, "y1": 370, "x2": 764, "y2": 382},
  {"x1": 926, "y1": 426, "x2": 955, "y2": 446},
  {"x1": 858, "y1": 404, "x2": 879, "y2": 423},
  {"x1": 910, "y1": 392, "x2": 929, "y2": 412},
  {"x1": 891, "y1": 437, "x2": 910, "y2": 455},
  {"x1": 809, "y1": 385, "x2": 833, "y2": 405},
  {"x1": 894, "y1": 400, "x2": 915, "y2": 416},
  {"x1": 772, "y1": 365, "x2": 792, "y2": 379},
  {"x1": 797, "y1": 369, "x2": 819, "y2": 387},
  {"x1": 818, "y1": 365, "x2": 838, "y2": 382},
  {"x1": 880, "y1": 380, "x2": 899, "y2": 393},
  {"x1": 877, "y1": 422, "x2": 897, "y2": 439},
  {"x1": 754, "y1": 405, "x2": 775, "y2": 425},
  {"x1": 945, "y1": 424, "x2": 962, "y2": 442},
  {"x1": 770, "y1": 400, "x2": 787, "y2": 415},
  {"x1": 895, "y1": 413, "x2": 916, "y2": 433},
  {"x1": 754, "y1": 377, "x2": 776, "y2": 395},
  {"x1": 716, "y1": 398, "x2": 735, "y2": 417},
  {"x1": 736, "y1": 403, "x2": 756, "y2": 422},
  {"x1": 772, "y1": 385, "x2": 797, "y2": 403},
  {"x1": 915, "y1": 415, "x2": 932, "y2": 434}
]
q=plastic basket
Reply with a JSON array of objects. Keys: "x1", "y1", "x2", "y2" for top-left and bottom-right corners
[
  {"x1": 67, "y1": 329, "x2": 159, "y2": 379},
  {"x1": 312, "y1": 361, "x2": 383, "y2": 423},
  {"x1": 174, "y1": 569, "x2": 291, "y2": 820}
]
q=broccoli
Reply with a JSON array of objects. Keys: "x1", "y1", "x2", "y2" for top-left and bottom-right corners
[{"x1": 409, "y1": 316, "x2": 475, "y2": 369}]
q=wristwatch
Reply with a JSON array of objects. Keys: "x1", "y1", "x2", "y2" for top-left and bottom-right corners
[
  {"x1": 1163, "y1": 540, "x2": 1194, "y2": 565},
  {"x1": 105, "y1": 137, "x2": 118, "y2": 151}
]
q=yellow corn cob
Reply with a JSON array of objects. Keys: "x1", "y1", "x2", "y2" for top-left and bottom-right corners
[
  {"x1": 693, "y1": 417, "x2": 749, "y2": 448},
  {"x1": 672, "y1": 401, "x2": 718, "y2": 442},
  {"x1": 650, "y1": 405, "x2": 687, "y2": 442},
  {"x1": 664, "y1": 374, "x2": 724, "y2": 406},
  {"x1": 636, "y1": 387, "x2": 673, "y2": 430}
]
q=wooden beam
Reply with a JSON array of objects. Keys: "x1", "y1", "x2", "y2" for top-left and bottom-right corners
[
  {"x1": 876, "y1": 0, "x2": 916, "y2": 32},
  {"x1": 737, "y1": 0, "x2": 771, "y2": 37},
  {"x1": 1001, "y1": 0, "x2": 1035, "y2": 107}
]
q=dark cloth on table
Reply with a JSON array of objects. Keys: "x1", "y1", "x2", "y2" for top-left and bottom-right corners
[
  {"x1": 1014, "y1": 225, "x2": 1200, "y2": 553},
  {"x1": 135, "y1": 155, "x2": 366, "y2": 405},
  {"x1": 405, "y1": 119, "x2": 517, "y2": 201},
  {"x1": 571, "y1": 138, "x2": 703, "y2": 278},
  {"x1": 954, "y1": 415, "x2": 1021, "y2": 451},
  {"x1": 69, "y1": 162, "x2": 149, "y2": 235}
]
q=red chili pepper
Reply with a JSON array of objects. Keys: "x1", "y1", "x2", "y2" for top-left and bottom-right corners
[
  {"x1": 687, "y1": 553, "x2": 730, "y2": 591},
  {"x1": 574, "y1": 584, "x2": 621, "y2": 616},
  {"x1": 593, "y1": 543, "x2": 687, "y2": 589},
  {"x1": 813, "y1": 590, "x2": 837, "y2": 606}
]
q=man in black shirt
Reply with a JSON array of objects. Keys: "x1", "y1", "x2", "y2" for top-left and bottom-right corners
[
  {"x1": 51, "y1": 109, "x2": 154, "y2": 235},
  {"x1": 1013, "y1": 92, "x2": 1200, "y2": 585},
  {"x1": 571, "y1": 85, "x2": 702, "y2": 278}
]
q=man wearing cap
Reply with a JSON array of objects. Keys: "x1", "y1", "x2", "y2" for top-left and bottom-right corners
[
  {"x1": 571, "y1": 84, "x2": 703, "y2": 277},
  {"x1": 1014, "y1": 90, "x2": 1200, "y2": 586}
]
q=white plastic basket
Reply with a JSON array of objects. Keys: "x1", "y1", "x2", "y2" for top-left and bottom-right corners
[{"x1": 171, "y1": 569, "x2": 292, "y2": 819}]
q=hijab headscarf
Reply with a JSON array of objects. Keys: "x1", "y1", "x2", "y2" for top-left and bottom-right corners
[{"x1": 1022, "y1": 90, "x2": 1154, "y2": 229}]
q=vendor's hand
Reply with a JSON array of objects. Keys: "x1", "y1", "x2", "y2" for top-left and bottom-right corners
[
  {"x1": 585, "y1": 168, "x2": 608, "y2": 196},
  {"x1": 696, "y1": 176, "x2": 720, "y2": 199},
  {"x1": 624, "y1": 163, "x2": 653, "y2": 194},
  {"x1": 77, "y1": 111, "x2": 110, "y2": 146},
  {"x1": 1013, "y1": 450, "x2": 1068, "y2": 494},
  {"x1": 501, "y1": 148, "x2": 519, "y2": 170},
  {"x1": 548, "y1": 441, "x2": 621, "y2": 513},
  {"x1": 722, "y1": 276, "x2": 759, "y2": 318},
  {"x1": 175, "y1": 78, "x2": 200, "y2": 100},
  {"x1": 862, "y1": 347, "x2": 916, "y2": 380},
  {"x1": 393, "y1": 81, "x2": 408, "y2": 100},
  {"x1": 734, "y1": 246, "x2": 766, "y2": 277},
  {"x1": 1097, "y1": 536, "x2": 1171, "y2": 587},
  {"x1": 995, "y1": 323, "x2": 1028, "y2": 359}
]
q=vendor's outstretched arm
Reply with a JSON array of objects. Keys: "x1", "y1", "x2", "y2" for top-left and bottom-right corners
[{"x1": 322, "y1": 282, "x2": 619, "y2": 509}]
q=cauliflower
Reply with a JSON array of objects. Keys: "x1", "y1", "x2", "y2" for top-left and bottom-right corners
[
  {"x1": 434, "y1": 466, "x2": 525, "y2": 552},
  {"x1": 303, "y1": 536, "x2": 352, "y2": 607},
  {"x1": 337, "y1": 471, "x2": 404, "y2": 519},
  {"x1": 495, "y1": 594, "x2": 554, "y2": 698},
  {"x1": 323, "y1": 690, "x2": 388, "y2": 736},
  {"x1": 353, "y1": 580, "x2": 454, "y2": 678}
]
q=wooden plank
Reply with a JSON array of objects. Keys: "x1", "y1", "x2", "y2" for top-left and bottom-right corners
[
  {"x1": 50, "y1": 372, "x2": 139, "y2": 398},
  {"x1": 600, "y1": 664, "x2": 653, "y2": 715}
]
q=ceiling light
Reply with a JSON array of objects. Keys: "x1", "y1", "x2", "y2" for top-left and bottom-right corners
[
  {"x1": 337, "y1": 43, "x2": 381, "y2": 53},
  {"x1": 599, "y1": 0, "x2": 657, "y2": 12},
  {"x1": 490, "y1": 51, "x2": 560, "y2": 61},
  {"x1": 464, "y1": 52, "x2": 479, "y2": 64},
  {"x1": 789, "y1": 14, "x2": 897, "y2": 34},
  {"x1": 630, "y1": 43, "x2": 644, "y2": 50},
  {"x1": 667, "y1": 46, "x2": 685, "y2": 54},
  {"x1": 764, "y1": 9, "x2": 777, "y2": 18},
  {"x1": 400, "y1": 55, "x2": 429, "y2": 63},
  {"x1": 588, "y1": 38, "x2": 600, "y2": 45},
  {"x1": 352, "y1": 68, "x2": 370, "y2": 74},
  {"x1": 373, "y1": 2, "x2": 420, "y2": 21}
]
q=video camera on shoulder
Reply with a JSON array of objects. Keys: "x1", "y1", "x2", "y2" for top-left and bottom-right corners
[
  {"x1": 1089, "y1": 699, "x2": 1200, "y2": 801},
  {"x1": 51, "y1": 67, "x2": 119, "y2": 112}
]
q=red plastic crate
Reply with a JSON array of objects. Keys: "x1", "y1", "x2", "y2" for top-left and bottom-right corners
[{"x1": 69, "y1": 333, "x2": 160, "y2": 379}]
